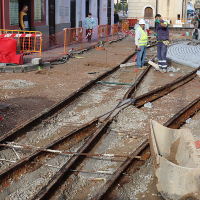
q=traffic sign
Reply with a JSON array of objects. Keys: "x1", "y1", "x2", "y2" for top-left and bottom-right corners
[{"x1": 120, "y1": 0, "x2": 127, "y2": 4}]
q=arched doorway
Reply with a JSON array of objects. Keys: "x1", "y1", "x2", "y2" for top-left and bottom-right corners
[{"x1": 144, "y1": 7, "x2": 153, "y2": 18}]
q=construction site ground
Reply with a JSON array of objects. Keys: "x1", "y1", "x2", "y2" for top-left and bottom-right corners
[{"x1": 0, "y1": 29, "x2": 199, "y2": 200}]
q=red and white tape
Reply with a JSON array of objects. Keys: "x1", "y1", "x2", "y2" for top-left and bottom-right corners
[{"x1": 0, "y1": 33, "x2": 42, "y2": 38}]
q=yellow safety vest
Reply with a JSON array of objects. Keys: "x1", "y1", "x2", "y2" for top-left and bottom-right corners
[{"x1": 137, "y1": 27, "x2": 148, "y2": 46}]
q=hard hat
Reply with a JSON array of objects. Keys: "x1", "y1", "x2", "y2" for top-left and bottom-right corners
[{"x1": 139, "y1": 19, "x2": 146, "y2": 25}]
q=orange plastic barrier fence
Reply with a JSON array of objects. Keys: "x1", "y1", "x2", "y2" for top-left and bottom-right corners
[
  {"x1": 98, "y1": 24, "x2": 109, "y2": 42},
  {"x1": 127, "y1": 19, "x2": 138, "y2": 27},
  {"x1": 0, "y1": 23, "x2": 127, "y2": 64},
  {"x1": 64, "y1": 27, "x2": 83, "y2": 53},
  {"x1": 41, "y1": 30, "x2": 65, "y2": 62},
  {"x1": 122, "y1": 21, "x2": 129, "y2": 35},
  {"x1": 111, "y1": 24, "x2": 119, "y2": 40}
]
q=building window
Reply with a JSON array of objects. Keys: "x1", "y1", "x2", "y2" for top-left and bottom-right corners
[
  {"x1": 34, "y1": 0, "x2": 45, "y2": 23},
  {"x1": 10, "y1": 0, "x2": 19, "y2": 26},
  {"x1": 65, "y1": 7, "x2": 69, "y2": 17}
]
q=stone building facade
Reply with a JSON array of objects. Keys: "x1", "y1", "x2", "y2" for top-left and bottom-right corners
[{"x1": 128, "y1": 0, "x2": 186, "y2": 21}]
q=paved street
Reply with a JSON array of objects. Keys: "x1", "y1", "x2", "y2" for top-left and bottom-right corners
[{"x1": 167, "y1": 41, "x2": 200, "y2": 68}]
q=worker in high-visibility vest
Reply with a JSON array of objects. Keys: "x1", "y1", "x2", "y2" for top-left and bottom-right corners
[{"x1": 135, "y1": 19, "x2": 148, "y2": 69}]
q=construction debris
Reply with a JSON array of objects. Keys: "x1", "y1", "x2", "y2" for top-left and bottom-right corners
[{"x1": 150, "y1": 120, "x2": 200, "y2": 200}]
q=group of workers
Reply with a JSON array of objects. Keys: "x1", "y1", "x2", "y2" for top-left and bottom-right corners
[{"x1": 135, "y1": 14, "x2": 169, "y2": 73}]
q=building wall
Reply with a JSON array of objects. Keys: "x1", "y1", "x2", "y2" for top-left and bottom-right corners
[
  {"x1": 128, "y1": 0, "x2": 156, "y2": 18},
  {"x1": 1, "y1": 0, "x2": 114, "y2": 35},
  {"x1": 157, "y1": 0, "x2": 183, "y2": 19},
  {"x1": 128, "y1": 0, "x2": 184, "y2": 20},
  {"x1": 30, "y1": 0, "x2": 48, "y2": 34},
  {"x1": 79, "y1": 0, "x2": 114, "y2": 40},
  {"x1": 55, "y1": 0, "x2": 71, "y2": 33},
  {"x1": 101, "y1": 0, "x2": 108, "y2": 24}
]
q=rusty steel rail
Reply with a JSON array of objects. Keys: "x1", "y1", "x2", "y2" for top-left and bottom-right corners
[
  {"x1": 134, "y1": 66, "x2": 200, "y2": 108},
  {"x1": 0, "y1": 143, "x2": 141, "y2": 159},
  {"x1": 0, "y1": 119, "x2": 98, "y2": 191},
  {"x1": 1, "y1": 43, "x2": 199, "y2": 199},
  {"x1": 31, "y1": 57, "x2": 200, "y2": 199},
  {"x1": 0, "y1": 49, "x2": 139, "y2": 144},
  {"x1": 0, "y1": 44, "x2": 155, "y2": 198},
  {"x1": 164, "y1": 96, "x2": 200, "y2": 129},
  {"x1": 123, "y1": 64, "x2": 151, "y2": 99},
  {"x1": 93, "y1": 139, "x2": 149, "y2": 200},
  {"x1": 92, "y1": 96, "x2": 200, "y2": 199},
  {"x1": 0, "y1": 99, "x2": 134, "y2": 184},
  {"x1": 0, "y1": 59, "x2": 150, "y2": 196},
  {"x1": 31, "y1": 60, "x2": 155, "y2": 199},
  {"x1": 32, "y1": 99, "x2": 133, "y2": 200},
  {"x1": 0, "y1": 43, "x2": 157, "y2": 144}
]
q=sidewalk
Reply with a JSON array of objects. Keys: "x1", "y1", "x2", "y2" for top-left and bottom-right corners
[{"x1": 23, "y1": 33, "x2": 123, "y2": 63}]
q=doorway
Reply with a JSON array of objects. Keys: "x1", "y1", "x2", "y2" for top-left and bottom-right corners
[
  {"x1": 144, "y1": 7, "x2": 153, "y2": 18},
  {"x1": 86, "y1": 0, "x2": 89, "y2": 18},
  {"x1": 97, "y1": 0, "x2": 100, "y2": 25},
  {"x1": 107, "y1": 0, "x2": 111, "y2": 26},
  {"x1": 71, "y1": 0, "x2": 76, "y2": 28},
  {"x1": 49, "y1": 0, "x2": 55, "y2": 35},
  {"x1": 18, "y1": 0, "x2": 31, "y2": 30}
]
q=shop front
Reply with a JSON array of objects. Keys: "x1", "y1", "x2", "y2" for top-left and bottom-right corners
[{"x1": 1, "y1": 0, "x2": 48, "y2": 34}]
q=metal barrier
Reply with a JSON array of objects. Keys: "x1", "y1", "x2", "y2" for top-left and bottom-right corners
[
  {"x1": 98, "y1": 24, "x2": 109, "y2": 42},
  {"x1": 0, "y1": 29, "x2": 42, "y2": 57},
  {"x1": 127, "y1": 17, "x2": 155, "y2": 27},
  {"x1": 0, "y1": 24, "x2": 129, "y2": 64},
  {"x1": 122, "y1": 21, "x2": 129, "y2": 35},
  {"x1": 111, "y1": 24, "x2": 119, "y2": 40},
  {"x1": 64, "y1": 27, "x2": 83, "y2": 53},
  {"x1": 126, "y1": 17, "x2": 195, "y2": 28}
]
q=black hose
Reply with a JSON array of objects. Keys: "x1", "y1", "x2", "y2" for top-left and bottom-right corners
[{"x1": 50, "y1": 55, "x2": 69, "y2": 65}]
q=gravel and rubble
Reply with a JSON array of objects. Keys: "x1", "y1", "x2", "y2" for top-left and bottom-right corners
[
  {"x1": 120, "y1": 158, "x2": 154, "y2": 200},
  {"x1": 1, "y1": 139, "x2": 87, "y2": 200},
  {"x1": 1, "y1": 30, "x2": 200, "y2": 199},
  {"x1": 0, "y1": 80, "x2": 35, "y2": 90},
  {"x1": 181, "y1": 112, "x2": 200, "y2": 141},
  {"x1": 0, "y1": 70, "x2": 133, "y2": 172},
  {"x1": 53, "y1": 105, "x2": 150, "y2": 200}
]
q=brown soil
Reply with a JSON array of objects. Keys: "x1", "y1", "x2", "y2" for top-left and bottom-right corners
[{"x1": 0, "y1": 37, "x2": 136, "y2": 136}]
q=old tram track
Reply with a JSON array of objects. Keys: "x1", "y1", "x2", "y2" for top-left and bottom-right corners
[
  {"x1": 0, "y1": 41, "x2": 200, "y2": 199},
  {"x1": 0, "y1": 43, "x2": 156, "y2": 198},
  {"x1": 31, "y1": 66, "x2": 200, "y2": 200}
]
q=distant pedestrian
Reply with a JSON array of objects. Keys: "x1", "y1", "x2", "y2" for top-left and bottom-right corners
[
  {"x1": 114, "y1": 11, "x2": 119, "y2": 24},
  {"x1": 155, "y1": 14, "x2": 169, "y2": 73},
  {"x1": 84, "y1": 13, "x2": 96, "y2": 43},
  {"x1": 135, "y1": 19, "x2": 148, "y2": 69},
  {"x1": 19, "y1": 4, "x2": 29, "y2": 50},
  {"x1": 19, "y1": 4, "x2": 29, "y2": 31}
]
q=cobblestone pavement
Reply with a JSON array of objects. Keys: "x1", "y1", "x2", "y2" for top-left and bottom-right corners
[{"x1": 167, "y1": 41, "x2": 200, "y2": 68}]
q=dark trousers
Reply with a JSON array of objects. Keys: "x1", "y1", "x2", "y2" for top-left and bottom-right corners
[
  {"x1": 194, "y1": 34, "x2": 198, "y2": 40},
  {"x1": 157, "y1": 42, "x2": 168, "y2": 69},
  {"x1": 86, "y1": 29, "x2": 92, "y2": 42}
]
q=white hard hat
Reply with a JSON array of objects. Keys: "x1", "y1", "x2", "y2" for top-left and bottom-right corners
[{"x1": 139, "y1": 19, "x2": 146, "y2": 25}]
